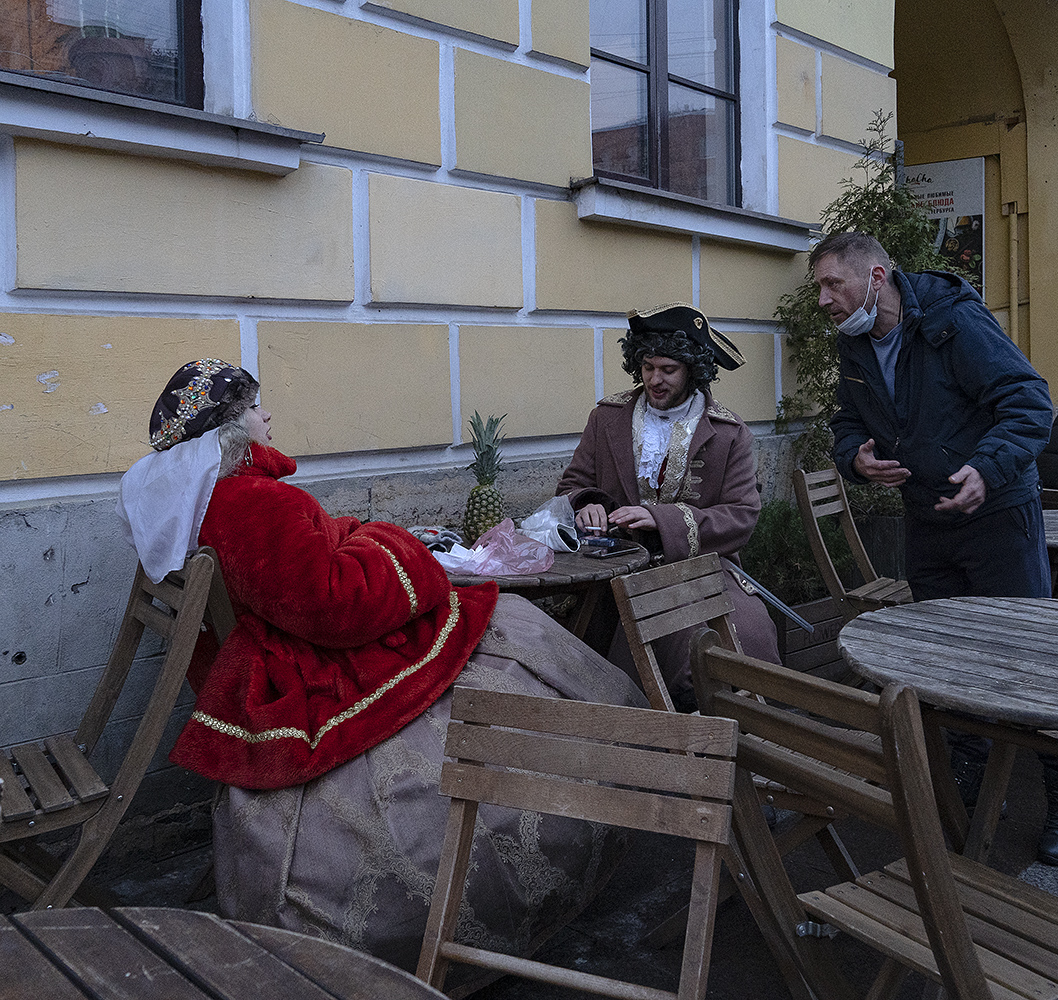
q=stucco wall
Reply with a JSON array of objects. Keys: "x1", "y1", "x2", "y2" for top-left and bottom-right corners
[{"x1": 0, "y1": 0, "x2": 895, "y2": 780}]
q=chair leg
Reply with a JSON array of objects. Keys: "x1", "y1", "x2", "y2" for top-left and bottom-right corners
[
  {"x1": 416, "y1": 797, "x2": 480, "y2": 990},
  {"x1": 677, "y1": 841, "x2": 723, "y2": 1000}
]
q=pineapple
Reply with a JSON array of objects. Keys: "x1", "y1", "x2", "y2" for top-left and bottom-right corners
[{"x1": 463, "y1": 412, "x2": 507, "y2": 543}]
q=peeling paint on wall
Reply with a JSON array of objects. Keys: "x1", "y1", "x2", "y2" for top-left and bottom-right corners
[
  {"x1": 0, "y1": 332, "x2": 14, "y2": 345},
  {"x1": 0, "y1": 404, "x2": 12, "y2": 412},
  {"x1": 89, "y1": 403, "x2": 108, "y2": 414},
  {"x1": 37, "y1": 370, "x2": 59, "y2": 392}
]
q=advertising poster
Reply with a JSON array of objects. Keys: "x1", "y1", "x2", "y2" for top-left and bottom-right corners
[{"x1": 906, "y1": 158, "x2": 985, "y2": 294}]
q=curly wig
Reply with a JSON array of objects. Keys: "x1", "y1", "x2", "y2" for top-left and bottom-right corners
[{"x1": 619, "y1": 328, "x2": 719, "y2": 393}]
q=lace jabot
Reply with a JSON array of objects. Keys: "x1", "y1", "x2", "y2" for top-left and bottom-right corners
[{"x1": 633, "y1": 390, "x2": 705, "y2": 503}]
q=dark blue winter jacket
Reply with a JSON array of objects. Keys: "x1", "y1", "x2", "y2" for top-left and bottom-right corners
[{"x1": 831, "y1": 269, "x2": 1052, "y2": 523}]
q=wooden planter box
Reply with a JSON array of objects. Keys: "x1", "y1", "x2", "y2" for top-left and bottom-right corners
[{"x1": 777, "y1": 596, "x2": 847, "y2": 681}]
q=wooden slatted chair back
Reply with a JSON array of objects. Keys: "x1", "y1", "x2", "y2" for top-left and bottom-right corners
[
  {"x1": 792, "y1": 467, "x2": 912, "y2": 623},
  {"x1": 0, "y1": 548, "x2": 216, "y2": 910},
  {"x1": 694, "y1": 637, "x2": 1058, "y2": 1000},
  {"x1": 611, "y1": 551, "x2": 740, "y2": 711},
  {"x1": 416, "y1": 686, "x2": 738, "y2": 1000}
]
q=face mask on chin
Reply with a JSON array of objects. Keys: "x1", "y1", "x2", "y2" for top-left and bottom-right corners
[{"x1": 837, "y1": 273, "x2": 880, "y2": 337}]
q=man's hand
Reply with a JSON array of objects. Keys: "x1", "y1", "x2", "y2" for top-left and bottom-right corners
[
  {"x1": 935, "y1": 464, "x2": 987, "y2": 514},
  {"x1": 574, "y1": 503, "x2": 609, "y2": 532},
  {"x1": 852, "y1": 439, "x2": 911, "y2": 486},
  {"x1": 608, "y1": 505, "x2": 657, "y2": 531}
]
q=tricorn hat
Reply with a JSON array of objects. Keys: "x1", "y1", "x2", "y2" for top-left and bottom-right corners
[{"x1": 627, "y1": 302, "x2": 745, "y2": 371}]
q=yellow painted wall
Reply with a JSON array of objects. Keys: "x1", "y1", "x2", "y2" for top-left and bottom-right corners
[
  {"x1": 454, "y1": 49, "x2": 592, "y2": 187},
  {"x1": 894, "y1": 0, "x2": 1022, "y2": 138},
  {"x1": 700, "y1": 243, "x2": 806, "y2": 321},
  {"x1": 459, "y1": 327, "x2": 595, "y2": 438},
  {"x1": 14, "y1": 141, "x2": 355, "y2": 300},
  {"x1": 714, "y1": 333, "x2": 777, "y2": 423},
  {"x1": 365, "y1": 0, "x2": 519, "y2": 45},
  {"x1": 776, "y1": 0, "x2": 894, "y2": 65},
  {"x1": 535, "y1": 201, "x2": 691, "y2": 312},
  {"x1": 531, "y1": 0, "x2": 590, "y2": 67},
  {"x1": 0, "y1": 315, "x2": 240, "y2": 479},
  {"x1": 369, "y1": 174, "x2": 523, "y2": 306},
  {"x1": 602, "y1": 327, "x2": 627, "y2": 400},
  {"x1": 251, "y1": 0, "x2": 441, "y2": 164},
  {"x1": 893, "y1": 0, "x2": 1027, "y2": 338},
  {"x1": 820, "y1": 55, "x2": 896, "y2": 145},
  {"x1": 775, "y1": 37, "x2": 816, "y2": 133},
  {"x1": 776, "y1": 137, "x2": 859, "y2": 225},
  {"x1": 258, "y1": 321, "x2": 452, "y2": 453}
]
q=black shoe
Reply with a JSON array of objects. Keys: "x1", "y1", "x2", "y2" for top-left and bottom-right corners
[{"x1": 1039, "y1": 826, "x2": 1058, "y2": 865}]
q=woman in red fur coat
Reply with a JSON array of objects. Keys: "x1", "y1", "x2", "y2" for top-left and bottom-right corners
[{"x1": 118, "y1": 359, "x2": 645, "y2": 988}]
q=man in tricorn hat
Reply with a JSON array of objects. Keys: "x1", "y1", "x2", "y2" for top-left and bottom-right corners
[{"x1": 557, "y1": 303, "x2": 779, "y2": 709}]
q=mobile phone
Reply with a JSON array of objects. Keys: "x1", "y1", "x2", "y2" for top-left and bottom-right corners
[{"x1": 582, "y1": 540, "x2": 638, "y2": 559}]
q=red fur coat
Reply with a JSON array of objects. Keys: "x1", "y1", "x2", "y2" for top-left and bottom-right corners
[{"x1": 170, "y1": 446, "x2": 497, "y2": 789}]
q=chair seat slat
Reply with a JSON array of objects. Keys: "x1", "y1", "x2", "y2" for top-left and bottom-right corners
[
  {"x1": 0, "y1": 754, "x2": 36, "y2": 821},
  {"x1": 44, "y1": 737, "x2": 107, "y2": 803},
  {"x1": 10, "y1": 745, "x2": 73, "y2": 813},
  {"x1": 865, "y1": 869, "x2": 1058, "y2": 976}
]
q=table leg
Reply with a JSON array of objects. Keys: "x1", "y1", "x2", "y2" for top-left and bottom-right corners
[
  {"x1": 570, "y1": 583, "x2": 602, "y2": 640},
  {"x1": 962, "y1": 740, "x2": 1017, "y2": 863}
]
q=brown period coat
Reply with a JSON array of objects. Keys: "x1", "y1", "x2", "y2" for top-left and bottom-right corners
[{"x1": 557, "y1": 387, "x2": 780, "y2": 694}]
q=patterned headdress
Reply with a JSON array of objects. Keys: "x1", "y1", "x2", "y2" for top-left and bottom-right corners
[{"x1": 149, "y1": 359, "x2": 259, "y2": 451}]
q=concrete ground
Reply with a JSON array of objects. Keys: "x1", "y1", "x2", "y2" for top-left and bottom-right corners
[{"x1": 4, "y1": 746, "x2": 1054, "y2": 998}]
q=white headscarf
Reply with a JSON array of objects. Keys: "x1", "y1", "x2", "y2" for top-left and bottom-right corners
[{"x1": 116, "y1": 428, "x2": 223, "y2": 583}]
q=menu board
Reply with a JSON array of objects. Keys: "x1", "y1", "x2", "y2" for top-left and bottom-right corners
[{"x1": 906, "y1": 158, "x2": 985, "y2": 294}]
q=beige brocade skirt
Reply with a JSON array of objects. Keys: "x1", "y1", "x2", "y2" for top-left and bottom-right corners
[{"x1": 212, "y1": 593, "x2": 649, "y2": 996}]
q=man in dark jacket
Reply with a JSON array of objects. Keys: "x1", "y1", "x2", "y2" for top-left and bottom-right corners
[
  {"x1": 817, "y1": 231, "x2": 1051, "y2": 598},
  {"x1": 813, "y1": 230, "x2": 1057, "y2": 859}
]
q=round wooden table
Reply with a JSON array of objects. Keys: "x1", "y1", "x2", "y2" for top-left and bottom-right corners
[
  {"x1": 838, "y1": 596, "x2": 1058, "y2": 727},
  {"x1": 838, "y1": 596, "x2": 1058, "y2": 860},
  {"x1": 2, "y1": 906, "x2": 445, "y2": 999},
  {"x1": 446, "y1": 544, "x2": 650, "y2": 643}
]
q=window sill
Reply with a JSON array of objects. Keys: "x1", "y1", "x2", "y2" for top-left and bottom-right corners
[
  {"x1": 571, "y1": 177, "x2": 813, "y2": 253},
  {"x1": 0, "y1": 71, "x2": 324, "y2": 175}
]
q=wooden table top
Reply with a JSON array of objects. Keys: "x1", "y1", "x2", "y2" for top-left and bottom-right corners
[
  {"x1": 0, "y1": 907, "x2": 444, "y2": 1000},
  {"x1": 445, "y1": 543, "x2": 650, "y2": 591},
  {"x1": 1044, "y1": 508, "x2": 1058, "y2": 548},
  {"x1": 838, "y1": 597, "x2": 1058, "y2": 728}
]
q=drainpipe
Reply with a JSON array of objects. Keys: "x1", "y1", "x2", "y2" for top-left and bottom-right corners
[{"x1": 1006, "y1": 202, "x2": 1020, "y2": 349}]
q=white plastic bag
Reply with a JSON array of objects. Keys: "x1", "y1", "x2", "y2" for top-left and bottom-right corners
[
  {"x1": 518, "y1": 495, "x2": 580, "y2": 552},
  {"x1": 433, "y1": 518, "x2": 554, "y2": 575}
]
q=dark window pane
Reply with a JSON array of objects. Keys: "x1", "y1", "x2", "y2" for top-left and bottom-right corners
[
  {"x1": 591, "y1": 57, "x2": 650, "y2": 180},
  {"x1": 589, "y1": 0, "x2": 648, "y2": 64},
  {"x1": 667, "y1": 82, "x2": 734, "y2": 203},
  {"x1": 667, "y1": 0, "x2": 732, "y2": 92},
  {"x1": 0, "y1": 0, "x2": 185, "y2": 103}
]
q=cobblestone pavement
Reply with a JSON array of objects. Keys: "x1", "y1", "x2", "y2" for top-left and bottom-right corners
[{"x1": 4, "y1": 748, "x2": 1055, "y2": 998}]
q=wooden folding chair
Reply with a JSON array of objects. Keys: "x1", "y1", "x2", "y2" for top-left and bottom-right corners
[
  {"x1": 416, "y1": 686, "x2": 738, "y2": 1000},
  {"x1": 793, "y1": 466, "x2": 912, "y2": 623},
  {"x1": 610, "y1": 551, "x2": 742, "y2": 713},
  {"x1": 0, "y1": 548, "x2": 217, "y2": 910},
  {"x1": 694, "y1": 639, "x2": 1058, "y2": 1000},
  {"x1": 612, "y1": 553, "x2": 858, "y2": 977}
]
